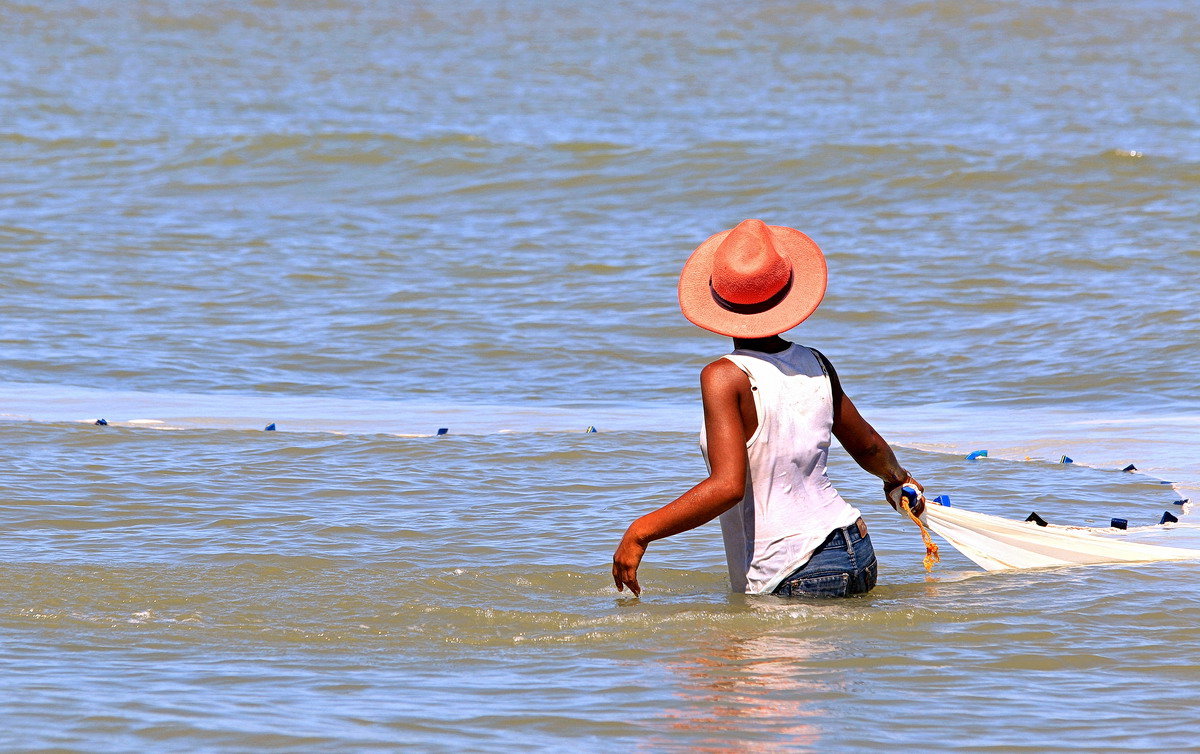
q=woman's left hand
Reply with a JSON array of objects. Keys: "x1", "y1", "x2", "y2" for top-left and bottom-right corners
[
  {"x1": 885, "y1": 476, "x2": 925, "y2": 517},
  {"x1": 612, "y1": 531, "x2": 646, "y2": 596}
]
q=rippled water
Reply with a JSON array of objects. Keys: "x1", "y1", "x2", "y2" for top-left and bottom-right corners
[{"x1": 2, "y1": 0, "x2": 1199, "y2": 750}]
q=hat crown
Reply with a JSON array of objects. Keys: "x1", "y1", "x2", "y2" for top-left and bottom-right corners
[{"x1": 710, "y1": 219, "x2": 792, "y2": 305}]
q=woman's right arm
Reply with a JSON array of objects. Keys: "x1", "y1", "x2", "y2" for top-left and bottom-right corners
[{"x1": 611, "y1": 360, "x2": 751, "y2": 596}]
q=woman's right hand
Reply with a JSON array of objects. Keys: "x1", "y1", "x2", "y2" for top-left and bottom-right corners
[{"x1": 612, "y1": 529, "x2": 646, "y2": 596}]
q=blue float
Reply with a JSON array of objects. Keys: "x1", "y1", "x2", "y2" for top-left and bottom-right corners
[
  {"x1": 965, "y1": 450, "x2": 988, "y2": 460},
  {"x1": 933, "y1": 494, "x2": 951, "y2": 507},
  {"x1": 585, "y1": 426, "x2": 597, "y2": 433},
  {"x1": 1110, "y1": 518, "x2": 1128, "y2": 530},
  {"x1": 1026, "y1": 512, "x2": 1048, "y2": 527},
  {"x1": 1121, "y1": 464, "x2": 1137, "y2": 472},
  {"x1": 1059, "y1": 455, "x2": 1073, "y2": 464},
  {"x1": 1159, "y1": 511, "x2": 1179, "y2": 525},
  {"x1": 94, "y1": 418, "x2": 108, "y2": 426},
  {"x1": 436, "y1": 428, "x2": 449, "y2": 436},
  {"x1": 264, "y1": 423, "x2": 276, "y2": 431}
]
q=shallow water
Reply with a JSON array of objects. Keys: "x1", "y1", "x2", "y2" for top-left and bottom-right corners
[{"x1": 2, "y1": 0, "x2": 1199, "y2": 750}]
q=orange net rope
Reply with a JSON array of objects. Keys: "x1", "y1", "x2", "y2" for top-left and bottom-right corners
[{"x1": 900, "y1": 498, "x2": 940, "y2": 572}]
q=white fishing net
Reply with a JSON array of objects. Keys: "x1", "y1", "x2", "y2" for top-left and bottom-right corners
[{"x1": 922, "y1": 502, "x2": 1200, "y2": 571}]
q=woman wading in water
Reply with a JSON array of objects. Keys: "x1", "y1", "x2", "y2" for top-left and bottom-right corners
[{"x1": 612, "y1": 219, "x2": 928, "y2": 598}]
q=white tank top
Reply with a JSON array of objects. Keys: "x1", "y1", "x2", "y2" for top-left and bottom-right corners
[{"x1": 700, "y1": 343, "x2": 862, "y2": 594}]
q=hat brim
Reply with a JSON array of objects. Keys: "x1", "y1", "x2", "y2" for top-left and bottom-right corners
[{"x1": 678, "y1": 225, "x2": 827, "y2": 338}]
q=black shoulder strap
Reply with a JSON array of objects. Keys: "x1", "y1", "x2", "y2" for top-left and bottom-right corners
[
  {"x1": 809, "y1": 347, "x2": 844, "y2": 404},
  {"x1": 810, "y1": 347, "x2": 832, "y2": 376}
]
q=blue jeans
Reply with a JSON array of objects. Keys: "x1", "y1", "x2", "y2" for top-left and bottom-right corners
[{"x1": 772, "y1": 519, "x2": 878, "y2": 598}]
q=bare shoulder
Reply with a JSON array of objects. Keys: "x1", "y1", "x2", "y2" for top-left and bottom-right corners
[{"x1": 700, "y1": 358, "x2": 750, "y2": 395}]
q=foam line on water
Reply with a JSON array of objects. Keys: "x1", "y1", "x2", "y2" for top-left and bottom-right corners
[
  {"x1": 4, "y1": 382, "x2": 1195, "y2": 500},
  {"x1": 0, "y1": 381, "x2": 696, "y2": 436},
  {"x1": 872, "y1": 404, "x2": 1200, "y2": 517}
]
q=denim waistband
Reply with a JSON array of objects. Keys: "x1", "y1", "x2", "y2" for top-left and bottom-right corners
[{"x1": 823, "y1": 518, "x2": 866, "y2": 549}]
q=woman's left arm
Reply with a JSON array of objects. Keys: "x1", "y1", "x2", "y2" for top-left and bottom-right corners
[
  {"x1": 611, "y1": 360, "x2": 751, "y2": 596},
  {"x1": 817, "y1": 351, "x2": 925, "y2": 516}
]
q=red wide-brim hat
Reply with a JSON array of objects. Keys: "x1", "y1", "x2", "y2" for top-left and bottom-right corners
[{"x1": 677, "y1": 219, "x2": 827, "y2": 338}]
